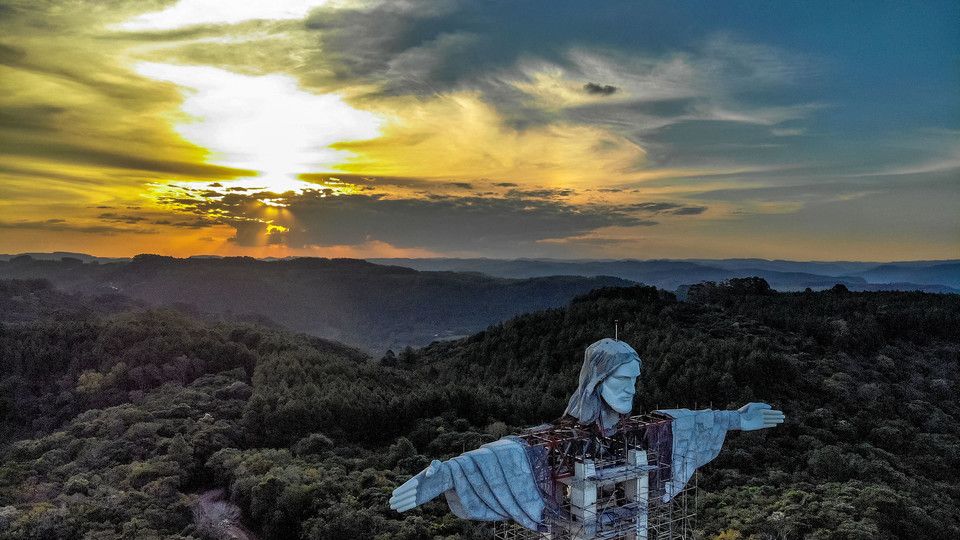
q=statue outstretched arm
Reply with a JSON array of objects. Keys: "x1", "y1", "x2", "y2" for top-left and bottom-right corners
[
  {"x1": 654, "y1": 402, "x2": 785, "y2": 502},
  {"x1": 733, "y1": 402, "x2": 785, "y2": 431},
  {"x1": 700, "y1": 402, "x2": 786, "y2": 432},
  {"x1": 388, "y1": 437, "x2": 548, "y2": 530},
  {"x1": 389, "y1": 459, "x2": 453, "y2": 512}
]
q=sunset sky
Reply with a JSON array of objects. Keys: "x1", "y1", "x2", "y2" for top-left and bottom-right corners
[{"x1": 1, "y1": 0, "x2": 957, "y2": 260}]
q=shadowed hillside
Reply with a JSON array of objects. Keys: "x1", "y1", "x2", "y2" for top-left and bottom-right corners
[{"x1": 0, "y1": 255, "x2": 632, "y2": 353}]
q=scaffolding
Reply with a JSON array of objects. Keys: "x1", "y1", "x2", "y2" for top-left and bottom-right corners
[{"x1": 493, "y1": 414, "x2": 698, "y2": 540}]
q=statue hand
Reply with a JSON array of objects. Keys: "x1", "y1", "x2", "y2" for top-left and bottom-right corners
[
  {"x1": 389, "y1": 459, "x2": 445, "y2": 512},
  {"x1": 737, "y1": 402, "x2": 785, "y2": 431}
]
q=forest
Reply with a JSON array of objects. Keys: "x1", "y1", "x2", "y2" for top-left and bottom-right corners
[{"x1": 0, "y1": 277, "x2": 958, "y2": 539}]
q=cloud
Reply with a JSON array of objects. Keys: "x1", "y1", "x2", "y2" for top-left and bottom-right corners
[
  {"x1": 98, "y1": 213, "x2": 148, "y2": 224},
  {"x1": 159, "y1": 186, "x2": 697, "y2": 251},
  {"x1": 384, "y1": 32, "x2": 484, "y2": 94},
  {"x1": 0, "y1": 0, "x2": 266, "y2": 230},
  {"x1": 690, "y1": 181, "x2": 884, "y2": 216},
  {"x1": 583, "y1": 83, "x2": 618, "y2": 96},
  {"x1": 630, "y1": 202, "x2": 684, "y2": 212},
  {"x1": 627, "y1": 202, "x2": 708, "y2": 216},
  {"x1": 506, "y1": 188, "x2": 574, "y2": 198},
  {"x1": 298, "y1": 173, "x2": 437, "y2": 190},
  {"x1": 301, "y1": 0, "x2": 464, "y2": 90},
  {"x1": 538, "y1": 234, "x2": 652, "y2": 246},
  {"x1": 1, "y1": 138, "x2": 256, "y2": 178},
  {"x1": 332, "y1": 92, "x2": 647, "y2": 184},
  {"x1": 842, "y1": 153, "x2": 960, "y2": 178},
  {"x1": 671, "y1": 206, "x2": 708, "y2": 216},
  {"x1": 771, "y1": 127, "x2": 805, "y2": 137},
  {"x1": 3, "y1": 0, "x2": 955, "y2": 261},
  {"x1": 506, "y1": 40, "x2": 819, "y2": 139},
  {"x1": 116, "y1": 0, "x2": 331, "y2": 31},
  {"x1": 0, "y1": 219, "x2": 158, "y2": 235}
]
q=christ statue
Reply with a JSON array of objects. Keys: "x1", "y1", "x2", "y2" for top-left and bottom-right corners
[{"x1": 389, "y1": 338, "x2": 785, "y2": 532}]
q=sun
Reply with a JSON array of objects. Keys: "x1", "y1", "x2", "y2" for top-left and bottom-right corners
[{"x1": 134, "y1": 63, "x2": 383, "y2": 194}]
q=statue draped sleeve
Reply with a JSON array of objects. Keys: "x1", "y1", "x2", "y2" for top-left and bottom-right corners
[
  {"x1": 419, "y1": 436, "x2": 549, "y2": 531},
  {"x1": 655, "y1": 408, "x2": 740, "y2": 502}
]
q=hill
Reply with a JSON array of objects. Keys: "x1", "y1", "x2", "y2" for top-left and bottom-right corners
[
  {"x1": 371, "y1": 258, "x2": 960, "y2": 293},
  {"x1": 853, "y1": 262, "x2": 960, "y2": 289},
  {"x1": 0, "y1": 278, "x2": 957, "y2": 539},
  {"x1": 403, "y1": 281, "x2": 960, "y2": 538},
  {"x1": 0, "y1": 255, "x2": 631, "y2": 353}
]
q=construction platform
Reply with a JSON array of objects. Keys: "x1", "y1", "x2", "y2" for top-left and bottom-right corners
[{"x1": 492, "y1": 414, "x2": 698, "y2": 540}]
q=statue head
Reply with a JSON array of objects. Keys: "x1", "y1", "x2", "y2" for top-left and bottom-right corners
[
  {"x1": 600, "y1": 359, "x2": 641, "y2": 414},
  {"x1": 563, "y1": 338, "x2": 642, "y2": 431}
]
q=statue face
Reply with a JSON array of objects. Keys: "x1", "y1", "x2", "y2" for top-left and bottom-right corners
[{"x1": 600, "y1": 360, "x2": 640, "y2": 414}]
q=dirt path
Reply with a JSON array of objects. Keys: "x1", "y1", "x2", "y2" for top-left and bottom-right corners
[{"x1": 192, "y1": 488, "x2": 260, "y2": 540}]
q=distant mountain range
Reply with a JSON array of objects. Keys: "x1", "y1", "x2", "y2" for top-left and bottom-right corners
[
  {"x1": 1, "y1": 253, "x2": 956, "y2": 351},
  {"x1": 0, "y1": 254, "x2": 631, "y2": 352},
  {"x1": 5, "y1": 253, "x2": 956, "y2": 293},
  {"x1": 370, "y1": 257, "x2": 960, "y2": 294}
]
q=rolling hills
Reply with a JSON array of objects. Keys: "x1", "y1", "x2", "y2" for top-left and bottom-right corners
[
  {"x1": 0, "y1": 255, "x2": 631, "y2": 352},
  {"x1": 372, "y1": 258, "x2": 960, "y2": 293}
]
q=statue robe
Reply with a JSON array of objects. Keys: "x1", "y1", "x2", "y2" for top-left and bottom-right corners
[
  {"x1": 410, "y1": 336, "x2": 740, "y2": 530},
  {"x1": 421, "y1": 408, "x2": 740, "y2": 531}
]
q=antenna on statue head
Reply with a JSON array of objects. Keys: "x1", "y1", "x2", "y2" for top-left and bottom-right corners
[{"x1": 614, "y1": 319, "x2": 619, "y2": 341}]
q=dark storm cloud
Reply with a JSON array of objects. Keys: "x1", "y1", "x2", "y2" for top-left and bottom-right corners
[
  {"x1": 168, "y1": 188, "x2": 664, "y2": 250},
  {"x1": 292, "y1": 0, "x2": 821, "y2": 141},
  {"x1": 277, "y1": 194, "x2": 644, "y2": 250},
  {"x1": 302, "y1": 1, "x2": 480, "y2": 93},
  {"x1": 583, "y1": 82, "x2": 618, "y2": 96}
]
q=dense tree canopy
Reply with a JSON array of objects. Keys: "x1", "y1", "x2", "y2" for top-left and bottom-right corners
[{"x1": 0, "y1": 278, "x2": 957, "y2": 539}]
